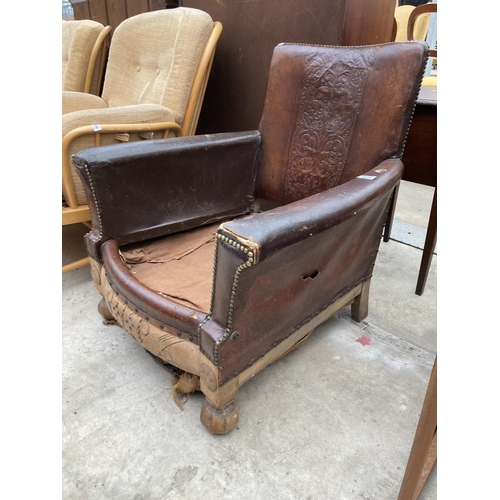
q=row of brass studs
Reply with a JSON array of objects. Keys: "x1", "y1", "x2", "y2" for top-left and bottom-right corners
[
  {"x1": 197, "y1": 235, "x2": 219, "y2": 362},
  {"x1": 400, "y1": 48, "x2": 430, "y2": 158},
  {"x1": 199, "y1": 344, "x2": 212, "y2": 362},
  {"x1": 198, "y1": 231, "x2": 255, "y2": 366},
  {"x1": 214, "y1": 232, "x2": 254, "y2": 365},
  {"x1": 82, "y1": 163, "x2": 102, "y2": 231},
  {"x1": 198, "y1": 312, "x2": 213, "y2": 363},
  {"x1": 217, "y1": 277, "x2": 368, "y2": 386}
]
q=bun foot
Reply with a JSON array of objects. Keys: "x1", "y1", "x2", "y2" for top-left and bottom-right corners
[
  {"x1": 98, "y1": 298, "x2": 115, "y2": 323},
  {"x1": 200, "y1": 399, "x2": 240, "y2": 435}
]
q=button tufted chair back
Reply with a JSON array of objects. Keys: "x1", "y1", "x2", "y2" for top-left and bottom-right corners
[
  {"x1": 101, "y1": 8, "x2": 213, "y2": 126},
  {"x1": 62, "y1": 19, "x2": 111, "y2": 94}
]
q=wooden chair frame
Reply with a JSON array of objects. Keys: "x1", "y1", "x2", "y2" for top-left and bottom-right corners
[
  {"x1": 398, "y1": 357, "x2": 437, "y2": 500},
  {"x1": 83, "y1": 24, "x2": 112, "y2": 94},
  {"x1": 407, "y1": 3, "x2": 437, "y2": 58},
  {"x1": 182, "y1": 21, "x2": 223, "y2": 137},
  {"x1": 62, "y1": 21, "x2": 223, "y2": 273}
]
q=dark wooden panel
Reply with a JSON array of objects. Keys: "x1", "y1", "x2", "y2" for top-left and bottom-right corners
[
  {"x1": 342, "y1": 0, "x2": 395, "y2": 45},
  {"x1": 71, "y1": 0, "x2": 109, "y2": 25},
  {"x1": 126, "y1": 0, "x2": 150, "y2": 17},
  {"x1": 148, "y1": 0, "x2": 169, "y2": 9},
  {"x1": 71, "y1": 0, "x2": 172, "y2": 26},
  {"x1": 180, "y1": 0, "x2": 347, "y2": 134},
  {"x1": 71, "y1": 0, "x2": 397, "y2": 134},
  {"x1": 70, "y1": 0, "x2": 91, "y2": 20},
  {"x1": 105, "y1": 0, "x2": 129, "y2": 29},
  {"x1": 401, "y1": 103, "x2": 437, "y2": 188},
  {"x1": 89, "y1": 0, "x2": 109, "y2": 24}
]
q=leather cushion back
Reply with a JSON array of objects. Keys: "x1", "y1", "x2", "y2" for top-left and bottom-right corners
[{"x1": 255, "y1": 41, "x2": 428, "y2": 204}]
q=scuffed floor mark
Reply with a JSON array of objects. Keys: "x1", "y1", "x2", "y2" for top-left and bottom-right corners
[
  {"x1": 356, "y1": 335, "x2": 372, "y2": 346},
  {"x1": 173, "y1": 465, "x2": 198, "y2": 484}
]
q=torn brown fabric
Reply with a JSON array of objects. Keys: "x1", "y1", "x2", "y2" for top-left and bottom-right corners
[
  {"x1": 120, "y1": 223, "x2": 220, "y2": 312},
  {"x1": 121, "y1": 223, "x2": 219, "y2": 264},
  {"x1": 171, "y1": 372, "x2": 201, "y2": 411}
]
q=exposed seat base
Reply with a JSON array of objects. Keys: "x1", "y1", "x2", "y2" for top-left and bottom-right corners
[{"x1": 120, "y1": 223, "x2": 220, "y2": 312}]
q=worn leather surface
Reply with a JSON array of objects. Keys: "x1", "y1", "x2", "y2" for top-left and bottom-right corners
[
  {"x1": 81, "y1": 42, "x2": 427, "y2": 390},
  {"x1": 101, "y1": 238, "x2": 207, "y2": 341},
  {"x1": 256, "y1": 41, "x2": 428, "y2": 204},
  {"x1": 201, "y1": 159, "x2": 403, "y2": 381},
  {"x1": 73, "y1": 131, "x2": 261, "y2": 246}
]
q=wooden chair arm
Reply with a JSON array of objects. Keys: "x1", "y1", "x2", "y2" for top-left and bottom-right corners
[
  {"x1": 407, "y1": 3, "x2": 437, "y2": 58},
  {"x1": 83, "y1": 25, "x2": 112, "y2": 94},
  {"x1": 221, "y1": 159, "x2": 404, "y2": 264},
  {"x1": 199, "y1": 159, "x2": 404, "y2": 380},
  {"x1": 182, "y1": 21, "x2": 223, "y2": 136}
]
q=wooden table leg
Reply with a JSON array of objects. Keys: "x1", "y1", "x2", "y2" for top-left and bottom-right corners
[
  {"x1": 383, "y1": 183, "x2": 400, "y2": 242},
  {"x1": 415, "y1": 189, "x2": 437, "y2": 295},
  {"x1": 397, "y1": 357, "x2": 437, "y2": 500}
]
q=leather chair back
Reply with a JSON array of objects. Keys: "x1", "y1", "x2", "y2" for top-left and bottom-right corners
[{"x1": 255, "y1": 42, "x2": 428, "y2": 205}]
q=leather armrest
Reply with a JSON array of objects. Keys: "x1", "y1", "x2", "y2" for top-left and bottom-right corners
[
  {"x1": 220, "y1": 159, "x2": 403, "y2": 264},
  {"x1": 200, "y1": 159, "x2": 403, "y2": 378},
  {"x1": 72, "y1": 131, "x2": 261, "y2": 247}
]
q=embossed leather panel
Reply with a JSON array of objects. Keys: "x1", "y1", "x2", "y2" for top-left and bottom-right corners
[{"x1": 256, "y1": 42, "x2": 428, "y2": 204}]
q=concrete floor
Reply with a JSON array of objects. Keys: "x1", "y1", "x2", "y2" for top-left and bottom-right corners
[{"x1": 62, "y1": 180, "x2": 437, "y2": 499}]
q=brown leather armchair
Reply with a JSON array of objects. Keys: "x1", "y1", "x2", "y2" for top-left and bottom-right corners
[{"x1": 73, "y1": 41, "x2": 428, "y2": 434}]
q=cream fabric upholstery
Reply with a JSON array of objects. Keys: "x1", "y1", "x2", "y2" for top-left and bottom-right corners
[
  {"x1": 62, "y1": 91, "x2": 107, "y2": 115},
  {"x1": 62, "y1": 19, "x2": 107, "y2": 94},
  {"x1": 63, "y1": 8, "x2": 214, "y2": 206},
  {"x1": 102, "y1": 8, "x2": 213, "y2": 125},
  {"x1": 394, "y1": 6, "x2": 430, "y2": 42},
  {"x1": 63, "y1": 104, "x2": 176, "y2": 206}
]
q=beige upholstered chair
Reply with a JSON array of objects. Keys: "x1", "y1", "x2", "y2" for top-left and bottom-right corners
[
  {"x1": 408, "y1": 3, "x2": 437, "y2": 87},
  {"x1": 393, "y1": 5, "x2": 430, "y2": 43},
  {"x1": 62, "y1": 8, "x2": 223, "y2": 272},
  {"x1": 62, "y1": 19, "x2": 111, "y2": 95}
]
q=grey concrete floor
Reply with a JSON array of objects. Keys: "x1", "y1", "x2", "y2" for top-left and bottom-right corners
[{"x1": 62, "y1": 180, "x2": 437, "y2": 499}]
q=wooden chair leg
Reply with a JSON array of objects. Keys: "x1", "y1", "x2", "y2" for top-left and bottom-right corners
[
  {"x1": 351, "y1": 279, "x2": 371, "y2": 322},
  {"x1": 200, "y1": 399, "x2": 240, "y2": 435},
  {"x1": 62, "y1": 256, "x2": 90, "y2": 273},
  {"x1": 397, "y1": 357, "x2": 437, "y2": 500},
  {"x1": 199, "y1": 362, "x2": 240, "y2": 434},
  {"x1": 98, "y1": 297, "x2": 115, "y2": 323},
  {"x1": 383, "y1": 183, "x2": 400, "y2": 242},
  {"x1": 414, "y1": 430, "x2": 437, "y2": 499},
  {"x1": 415, "y1": 189, "x2": 437, "y2": 296}
]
